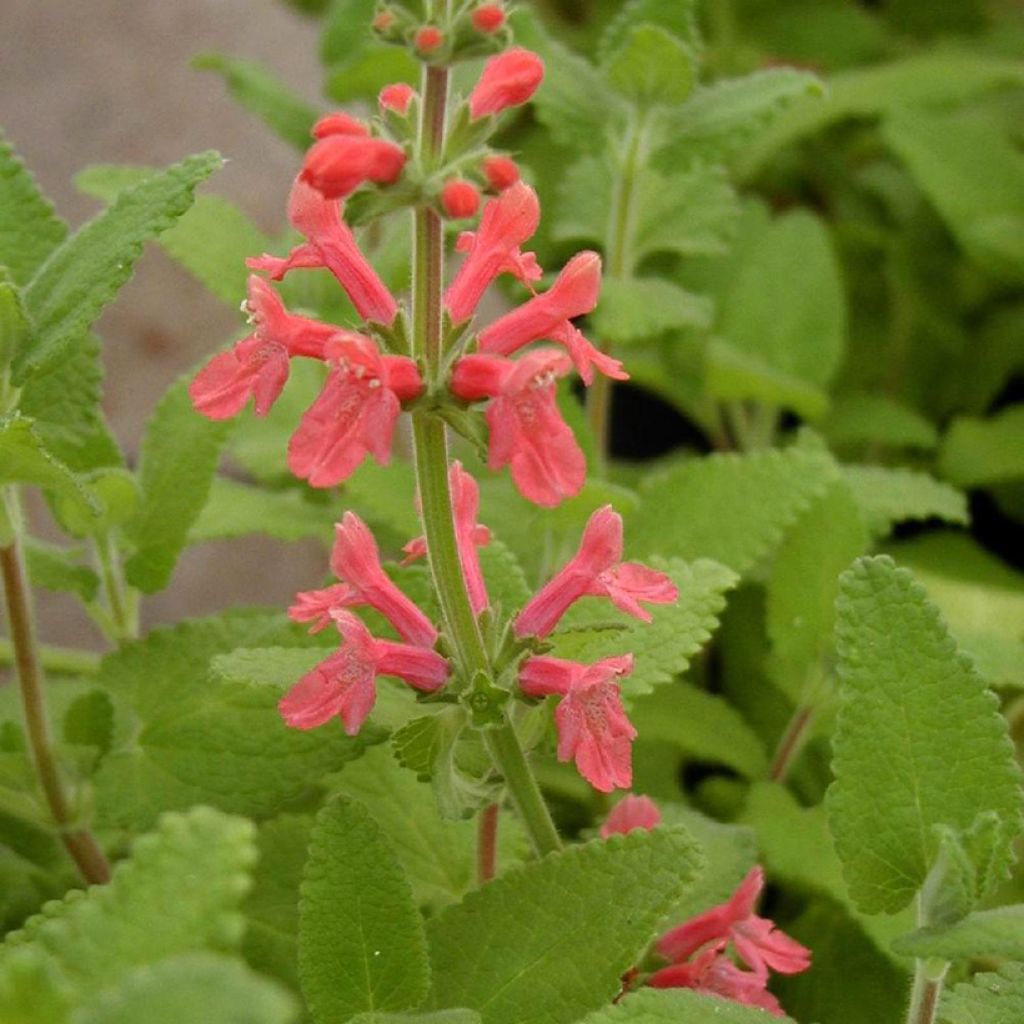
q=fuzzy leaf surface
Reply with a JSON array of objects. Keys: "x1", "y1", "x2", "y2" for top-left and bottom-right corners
[
  {"x1": 939, "y1": 406, "x2": 1024, "y2": 487},
  {"x1": 591, "y1": 278, "x2": 712, "y2": 343},
  {"x1": 577, "y1": 987, "x2": 797, "y2": 1022},
  {"x1": 604, "y1": 25, "x2": 696, "y2": 107},
  {"x1": 842, "y1": 465, "x2": 968, "y2": 536},
  {"x1": 827, "y1": 556, "x2": 1022, "y2": 914},
  {"x1": 426, "y1": 828, "x2": 703, "y2": 1024},
  {"x1": 893, "y1": 905, "x2": 1024, "y2": 960},
  {"x1": 941, "y1": 963, "x2": 1024, "y2": 1024}
]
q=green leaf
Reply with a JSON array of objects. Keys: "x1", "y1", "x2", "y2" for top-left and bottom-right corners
[
  {"x1": 0, "y1": 270, "x2": 30, "y2": 369},
  {"x1": 299, "y1": 795, "x2": 430, "y2": 1023},
  {"x1": 0, "y1": 132, "x2": 67, "y2": 286},
  {"x1": 426, "y1": 827, "x2": 704, "y2": 1024},
  {"x1": 577, "y1": 987, "x2": 797, "y2": 1022},
  {"x1": 91, "y1": 613, "x2": 373, "y2": 830},
  {"x1": 324, "y1": 48, "x2": 419, "y2": 105},
  {"x1": 76, "y1": 164, "x2": 271, "y2": 306},
  {"x1": 827, "y1": 556, "x2": 1023, "y2": 914},
  {"x1": 320, "y1": 0, "x2": 376, "y2": 66},
  {"x1": 477, "y1": 538, "x2": 530, "y2": 617},
  {"x1": 841, "y1": 465, "x2": 968, "y2": 536},
  {"x1": 591, "y1": 278, "x2": 712, "y2": 343},
  {"x1": 74, "y1": 953, "x2": 298, "y2": 1024},
  {"x1": 895, "y1": 905, "x2": 1024, "y2": 961},
  {"x1": 349, "y1": 1014, "x2": 481, "y2": 1024},
  {"x1": 124, "y1": 377, "x2": 231, "y2": 592},
  {"x1": 630, "y1": 438, "x2": 838, "y2": 574},
  {"x1": 941, "y1": 963, "x2": 1024, "y2": 1024},
  {"x1": 656, "y1": 68, "x2": 824, "y2": 166},
  {"x1": 190, "y1": 477, "x2": 337, "y2": 544},
  {"x1": 883, "y1": 111, "x2": 1024, "y2": 283},
  {"x1": 24, "y1": 539, "x2": 100, "y2": 603},
  {"x1": 193, "y1": 54, "x2": 319, "y2": 150},
  {"x1": 597, "y1": 0, "x2": 701, "y2": 63},
  {"x1": 604, "y1": 25, "x2": 696, "y2": 107},
  {"x1": 939, "y1": 406, "x2": 1024, "y2": 487},
  {"x1": 0, "y1": 807, "x2": 255, "y2": 1001},
  {"x1": 549, "y1": 558, "x2": 736, "y2": 699},
  {"x1": 821, "y1": 393, "x2": 939, "y2": 452},
  {"x1": 14, "y1": 151, "x2": 221, "y2": 383}
]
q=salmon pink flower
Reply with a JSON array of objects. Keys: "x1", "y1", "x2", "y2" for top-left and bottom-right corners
[
  {"x1": 403, "y1": 462, "x2": 491, "y2": 615},
  {"x1": 515, "y1": 505, "x2": 678, "y2": 638},
  {"x1": 469, "y1": 48, "x2": 544, "y2": 119},
  {"x1": 189, "y1": 275, "x2": 336, "y2": 420},
  {"x1": 482, "y1": 155, "x2": 520, "y2": 191},
  {"x1": 415, "y1": 26, "x2": 444, "y2": 53},
  {"x1": 312, "y1": 112, "x2": 369, "y2": 139},
  {"x1": 379, "y1": 83, "x2": 416, "y2": 115},
  {"x1": 290, "y1": 511, "x2": 438, "y2": 647},
  {"x1": 600, "y1": 794, "x2": 661, "y2": 838},
  {"x1": 301, "y1": 132, "x2": 406, "y2": 200},
  {"x1": 288, "y1": 331, "x2": 422, "y2": 488},
  {"x1": 444, "y1": 181, "x2": 542, "y2": 323},
  {"x1": 478, "y1": 251, "x2": 625, "y2": 385},
  {"x1": 472, "y1": 4, "x2": 505, "y2": 33},
  {"x1": 649, "y1": 949, "x2": 786, "y2": 1016},
  {"x1": 441, "y1": 179, "x2": 481, "y2": 219},
  {"x1": 519, "y1": 654, "x2": 636, "y2": 792},
  {"x1": 451, "y1": 350, "x2": 585, "y2": 508},
  {"x1": 248, "y1": 178, "x2": 398, "y2": 326},
  {"x1": 280, "y1": 610, "x2": 449, "y2": 735}
]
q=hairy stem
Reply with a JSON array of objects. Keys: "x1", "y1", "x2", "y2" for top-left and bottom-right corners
[
  {"x1": 906, "y1": 895, "x2": 949, "y2": 1024},
  {"x1": 1, "y1": 494, "x2": 111, "y2": 885},
  {"x1": 409, "y1": 60, "x2": 562, "y2": 858},
  {"x1": 477, "y1": 802, "x2": 499, "y2": 884},
  {"x1": 94, "y1": 533, "x2": 137, "y2": 642},
  {"x1": 768, "y1": 704, "x2": 814, "y2": 782}
]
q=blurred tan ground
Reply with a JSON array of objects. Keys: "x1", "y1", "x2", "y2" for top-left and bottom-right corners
[{"x1": 1, "y1": 0, "x2": 333, "y2": 647}]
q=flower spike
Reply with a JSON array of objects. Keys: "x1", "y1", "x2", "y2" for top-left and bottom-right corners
[
  {"x1": 515, "y1": 505, "x2": 678, "y2": 637},
  {"x1": 451, "y1": 350, "x2": 586, "y2": 508},
  {"x1": 469, "y1": 48, "x2": 545, "y2": 119},
  {"x1": 519, "y1": 654, "x2": 637, "y2": 792},
  {"x1": 478, "y1": 251, "x2": 626, "y2": 385},
  {"x1": 248, "y1": 178, "x2": 399, "y2": 326}
]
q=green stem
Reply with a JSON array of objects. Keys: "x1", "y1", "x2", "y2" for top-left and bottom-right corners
[
  {"x1": 409, "y1": 58, "x2": 561, "y2": 859},
  {"x1": 0, "y1": 639, "x2": 100, "y2": 676},
  {"x1": 906, "y1": 894, "x2": 949, "y2": 1024},
  {"x1": 93, "y1": 533, "x2": 137, "y2": 641},
  {"x1": 1, "y1": 492, "x2": 111, "y2": 885}
]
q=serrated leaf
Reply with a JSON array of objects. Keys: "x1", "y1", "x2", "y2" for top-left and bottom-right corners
[
  {"x1": 841, "y1": 465, "x2": 968, "y2": 536},
  {"x1": 193, "y1": 54, "x2": 319, "y2": 150},
  {"x1": 549, "y1": 558, "x2": 736, "y2": 699},
  {"x1": 24, "y1": 539, "x2": 100, "y2": 603},
  {"x1": 74, "y1": 953, "x2": 298, "y2": 1024},
  {"x1": 597, "y1": 0, "x2": 701, "y2": 64},
  {"x1": 941, "y1": 963, "x2": 1024, "y2": 1024},
  {"x1": 14, "y1": 151, "x2": 221, "y2": 383},
  {"x1": 550, "y1": 156, "x2": 612, "y2": 248},
  {"x1": 605, "y1": 25, "x2": 696, "y2": 107},
  {"x1": 939, "y1": 406, "x2": 1024, "y2": 487},
  {"x1": 883, "y1": 111, "x2": 1024, "y2": 283},
  {"x1": 894, "y1": 905, "x2": 1024, "y2": 961},
  {"x1": 821, "y1": 393, "x2": 939, "y2": 452},
  {"x1": 591, "y1": 278, "x2": 712, "y2": 343},
  {"x1": 0, "y1": 132, "x2": 67, "y2": 286},
  {"x1": 0, "y1": 808, "x2": 255, "y2": 1002},
  {"x1": 630, "y1": 439, "x2": 837, "y2": 574},
  {"x1": 299, "y1": 795, "x2": 430, "y2": 1023},
  {"x1": 91, "y1": 613, "x2": 373, "y2": 830},
  {"x1": 325, "y1": 48, "x2": 419, "y2": 104},
  {"x1": 0, "y1": 270, "x2": 30, "y2": 368},
  {"x1": 426, "y1": 827, "x2": 704, "y2": 1024},
  {"x1": 76, "y1": 164, "x2": 271, "y2": 306},
  {"x1": 124, "y1": 377, "x2": 231, "y2": 592},
  {"x1": 349, "y1": 1014, "x2": 481, "y2": 1024},
  {"x1": 477, "y1": 537, "x2": 530, "y2": 616},
  {"x1": 577, "y1": 986, "x2": 797, "y2": 1022},
  {"x1": 827, "y1": 556, "x2": 1023, "y2": 914}
]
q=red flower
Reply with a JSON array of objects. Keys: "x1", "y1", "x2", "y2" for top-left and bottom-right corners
[
  {"x1": 469, "y1": 48, "x2": 544, "y2": 119},
  {"x1": 451, "y1": 350, "x2": 585, "y2": 508},
  {"x1": 519, "y1": 654, "x2": 637, "y2": 792},
  {"x1": 379, "y1": 82, "x2": 416, "y2": 115},
  {"x1": 403, "y1": 462, "x2": 491, "y2": 615},
  {"x1": 482, "y1": 155, "x2": 520, "y2": 191},
  {"x1": 287, "y1": 332, "x2": 421, "y2": 488},
  {"x1": 441, "y1": 179, "x2": 481, "y2": 219},
  {"x1": 312, "y1": 112, "x2": 369, "y2": 139},
  {"x1": 479, "y1": 251, "x2": 625, "y2": 385},
  {"x1": 600, "y1": 794, "x2": 661, "y2": 838},
  {"x1": 280, "y1": 611, "x2": 449, "y2": 735},
  {"x1": 443, "y1": 181, "x2": 542, "y2": 323},
  {"x1": 515, "y1": 505, "x2": 678, "y2": 638},
  {"x1": 415, "y1": 26, "x2": 444, "y2": 53},
  {"x1": 301, "y1": 132, "x2": 406, "y2": 200},
  {"x1": 290, "y1": 511, "x2": 438, "y2": 647},
  {"x1": 649, "y1": 949, "x2": 786, "y2": 1016},
  {"x1": 247, "y1": 177, "x2": 398, "y2": 326},
  {"x1": 472, "y1": 4, "x2": 505, "y2": 32},
  {"x1": 189, "y1": 275, "x2": 336, "y2": 420}
]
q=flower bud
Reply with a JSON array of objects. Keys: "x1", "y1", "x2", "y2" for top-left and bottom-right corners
[
  {"x1": 469, "y1": 47, "x2": 544, "y2": 119},
  {"x1": 379, "y1": 82, "x2": 416, "y2": 116},
  {"x1": 301, "y1": 134, "x2": 406, "y2": 200},
  {"x1": 441, "y1": 179, "x2": 481, "y2": 219},
  {"x1": 472, "y1": 4, "x2": 505, "y2": 32},
  {"x1": 414, "y1": 26, "x2": 444, "y2": 54},
  {"x1": 312, "y1": 112, "x2": 369, "y2": 139},
  {"x1": 482, "y1": 155, "x2": 519, "y2": 191}
]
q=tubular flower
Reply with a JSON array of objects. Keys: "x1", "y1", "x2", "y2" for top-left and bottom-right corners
[
  {"x1": 403, "y1": 462, "x2": 491, "y2": 615},
  {"x1": 301, "y1": 131, "x2": 406, "y2": 200},
  {"x1": 189, "y1": 275, "x2": 336, "y2": 420},
  {"x1": 515, "y1": 505, "x2": 678, "y2": 638},
  {"x1": 519, "y1": 654, "x2": 637, "y2": 792},
  {"x1": 248, "y1": 178, "x2": 398, "y2": 326},
  {"x1": 287, "y1": 332, "x2": 422, "y2": 489},
  {"x1": 312, "y1": 112, "x2": 370, "y2": 139},
  {"x1": 290, "y1": 511, "x2": 438, "y2": 647},
  {"x1": 469, "y1": 48, "x2": 545, "y2": 119},
  {"x1": 478, "y1": 251, "x2": 625, "y2": 385},
  {"x1": 600, "y1": 794, "x2": 662, "y2": 838},
  {"x1": 482, "y1": 155, "x2": 520, "y2": 191},
  {"x1": 443, "y1": 181, "x2": 542, "y2": 323},
  {"x1": 441, "y1": 179, "x2": 481, "y2": 219},
  {"x1": 379, "y1": 82, "x2": 416, "y2": 115},
  {"x1": 649, "y1": 949, "x2": 787, "y2": 1016},
  {"x1": 451, "y1": 350, "x2": 585, "y2": 508},
  {"x1": 280, "y1": 611, "x2": 449, "y2": 735}
]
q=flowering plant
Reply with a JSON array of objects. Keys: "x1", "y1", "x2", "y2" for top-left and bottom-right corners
[{"x1": 1, "y1": 2, "x2": 1023, "y2": 1023}]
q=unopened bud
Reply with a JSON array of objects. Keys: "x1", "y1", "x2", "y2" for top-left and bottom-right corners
[
  {"x1": 414, "y1": 25, "x2": 444, "y2": 53},
  {"x1": 441, "y1": 179, "x2": 481, "y2": 219},
  {"x1": 468, "y1": 48, "x2": 545, "y2": 119},
  {"x1": 312, "y1": 112, "x2": 369, "y2": 139},
  {"x1": 379, "y1": 82, "x2": 416, "y2": 116},
  {"x1": 472, "y1": 4, "x2": 505, "y2": 32},
  {"x1": 482, "y1": 155, "x2": 520, "y2": 191}
]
